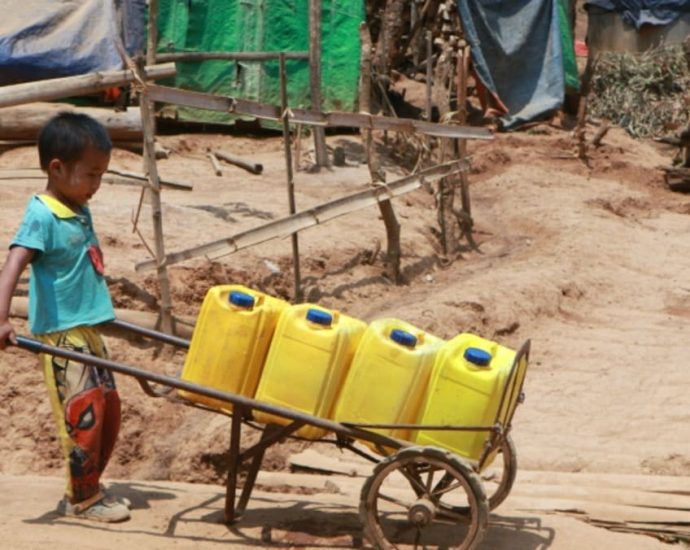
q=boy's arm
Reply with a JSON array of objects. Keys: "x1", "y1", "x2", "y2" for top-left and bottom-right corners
[{"x1": 0, "y1": 246, "x2": 35, "y2": 350}]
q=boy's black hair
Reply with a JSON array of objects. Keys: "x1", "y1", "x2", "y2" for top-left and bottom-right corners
[{"x1": 38, "y1": 112, "x2": 112, "y2": 170}]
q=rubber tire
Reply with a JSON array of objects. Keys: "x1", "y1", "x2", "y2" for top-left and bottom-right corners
[{"x1": 485, "y1": 434, "x2": 517, "y2": 511}]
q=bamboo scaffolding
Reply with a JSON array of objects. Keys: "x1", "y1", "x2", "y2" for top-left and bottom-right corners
[
  {"x1": 0, "y1": 64, "x2": 175, "y2": 109},
  {"x1": 134, "y1": 159, "x2": 469, "y2": 273}
]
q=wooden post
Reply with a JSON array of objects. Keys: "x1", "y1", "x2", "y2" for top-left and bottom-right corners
[
  {"x1": 425, "y1": 31, "x2": 433, "y2": 125},
  {"x1": 435, "y1": 42, "x2": 454, "y2": 254},
  {"x1": 212, "y1": 150, "x2": 263, "y2": 174},
  {"x1": 138, "y1": 62, "x2": 173, "y2": 333},
  {"x1": 359, "y1": 23, "x2": 402, "y2": 284},
  {"x1": 308, "y1": 0, "x2": 329, "y2": 169},
  {"x1": 279, "y1": 53, "x2": 303, "y2": 302},
  {"x1": 455, "y1": 42, "x2": 475, "y2": 248},
  {"x1": 411, "y1": 1, "x2": 420, "y2": 67},
  {"x1": 147, "y1": 0, "x2": 158, "y2": 66},
  {"x1": 576, "y1": 54, "x2": 598, "y2": 161}
]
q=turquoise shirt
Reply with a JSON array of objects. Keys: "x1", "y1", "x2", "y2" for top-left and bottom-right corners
[{"x1": 11, "y1": 195, "x2": 115, "y2": 335}]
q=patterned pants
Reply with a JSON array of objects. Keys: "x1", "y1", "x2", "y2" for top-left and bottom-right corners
[{"x1": 38, "y1": 326, "x2": 121, "y2": 504}]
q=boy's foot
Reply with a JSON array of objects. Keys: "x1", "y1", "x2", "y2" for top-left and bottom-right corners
[
  {"x1": 57, "y1": 493, "x2": 130, "y2": 523},
  {"x1": 99, "y1": 483, "x2": 132, "y2": 509}
]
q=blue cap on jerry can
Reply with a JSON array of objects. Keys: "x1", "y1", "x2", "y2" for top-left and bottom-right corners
[
  {"x1": 229, "y1": 291, "x2": 255, "y2": 308},
  {"x1": 307, "y1": 308, "x2": 333, "y2": 326},
  {"x1": 390, "y1": 329, "x2": 417, "y2": 348},
  {"x1": 464, "y1": 347, "x2": 492, "y2": 367}
]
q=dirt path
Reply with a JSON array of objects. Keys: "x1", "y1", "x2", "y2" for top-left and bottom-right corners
[
  {"x1": 0, "y1": 471, "x2": 672, "y2": 549},
  {"x1": 1, "y1": 123, "x2": 689, "y2": 547}
]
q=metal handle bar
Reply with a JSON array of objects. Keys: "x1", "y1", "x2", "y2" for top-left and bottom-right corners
[{"x1": 13, "y1": 335, "x2": 408, "y2": 451}]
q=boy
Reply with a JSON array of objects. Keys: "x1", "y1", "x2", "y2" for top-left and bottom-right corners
[{"x1": 0, "y1": 113, "x2": 130, "y2": 522}]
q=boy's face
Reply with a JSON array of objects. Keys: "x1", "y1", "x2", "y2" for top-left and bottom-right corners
[{"x1": 48, "y1": 146, "x2": 111, "y2": 207}]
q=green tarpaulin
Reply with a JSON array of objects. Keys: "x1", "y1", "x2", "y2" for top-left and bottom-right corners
[
  {"x1": 157, "y1": 0, "x2": 364, "y2": 125},
  {"x1": 558, "y1": 0, "x2": 580, "y2": 91}
]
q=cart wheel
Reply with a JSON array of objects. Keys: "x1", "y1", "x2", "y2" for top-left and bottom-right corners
[
  {"x1": 482, "y1": 434, "x2": 517, "y2": 511},
  {"x1": 360, "y1": 446, "x2": 488, "y2": 550}
]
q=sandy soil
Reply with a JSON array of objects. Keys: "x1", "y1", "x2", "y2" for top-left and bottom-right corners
[{"x1": 1, "y1": 113, "x2": 690, "y2": 549}]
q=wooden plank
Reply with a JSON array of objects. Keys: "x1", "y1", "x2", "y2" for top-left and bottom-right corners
[
  {"x1": 288, "y1": 449, "x2": 369, "y2": 477},
  {"x1": 0, "y1": 64, "x2": 176, "y2": 109},
  {"x1": 517, "y1": 469, "x2": 690, "y2": 493},
  {"x1": 146, "y1": 85, "x2": 493, "y2": 140},
  {"x1": 134, "y1": 159, "x2": 469, "y2": 272}
]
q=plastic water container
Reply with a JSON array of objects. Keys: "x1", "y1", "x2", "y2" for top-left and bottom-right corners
[
  {"x1": 413, "y1": 333, "x2": 519, "y2": 462},
  {"x1": 253, "y1": 304, "x2": 367, "y2": 439},
  {"x1": 333, "y1": 319, "x2": 442, "y2": 451},
  {"x1": 179, "y1": 285, "x2": 288, "y2": 411}
]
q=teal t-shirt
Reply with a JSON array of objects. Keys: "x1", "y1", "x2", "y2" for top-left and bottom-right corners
[{"x1": 11, "y1": 195, "x2": 115, "y2": 335}]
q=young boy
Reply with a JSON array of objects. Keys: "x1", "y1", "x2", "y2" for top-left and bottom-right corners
[{"x1": 0, "y1": 113, "x2": 130, "y2": 522}]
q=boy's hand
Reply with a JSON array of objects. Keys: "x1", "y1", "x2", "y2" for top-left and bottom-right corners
[{"x1": 0, "y1": 320, "x2": 17, "y2": 350}]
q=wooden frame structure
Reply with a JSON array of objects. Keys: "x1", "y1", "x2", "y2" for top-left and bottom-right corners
[{"x1": 0, "y1": 3, "x2": 493, "y2": 334}]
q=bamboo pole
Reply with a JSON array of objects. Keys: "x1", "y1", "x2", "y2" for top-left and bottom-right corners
[
  {"x1": 157, "y1": 51, "x2": 309, "y2": 63},
  {"x1": 9, "y1": 297, "x2": 194, "y2": 339},
  {"x1": 308, "y1": 0, "x2": 329, "y2": 169},
  {"x1": 0, "y1": 64, "x2": 175, "y2": 109},
  {"x1": 134, "y1": 160, "x2": 469, "y2": 272},
  {"x1": 147, "y1": 0, "x2": 158, "y2": 66},
  {"x1": 139, "y1": 72, "x2": 174, "y2": 333},
  {"x1": 106, "y1": 168, "x2": 193, "y2": 190},
  {"x1": 208, "y1": 152, "x2": 223, "y2": 176},
  {"x1": 279, "y1": 53, "x2": 303, "y2": 302}
]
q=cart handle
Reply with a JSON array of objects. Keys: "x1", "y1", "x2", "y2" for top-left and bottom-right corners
[{"x1": 12, "y1": 335, "x2": 409, "y2": 452}]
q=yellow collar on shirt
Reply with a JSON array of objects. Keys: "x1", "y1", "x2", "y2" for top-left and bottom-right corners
[{"x1": 37, "y1": 194, "x2": 78, "y2": 219}]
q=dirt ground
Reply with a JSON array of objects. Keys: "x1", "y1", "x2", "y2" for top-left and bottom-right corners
[{"x1": 2, "y1": 61, "x2": 690, "y2": 547}]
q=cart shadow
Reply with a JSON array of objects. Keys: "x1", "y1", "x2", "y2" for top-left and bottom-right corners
[
  {"x1": 23, "y1": 485, "x2": 556, "y2": 549},
  {"x1": 484, "y1": 513, "x2": 557, "y2": 549}
]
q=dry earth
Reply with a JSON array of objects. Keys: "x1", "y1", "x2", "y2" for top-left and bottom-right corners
[{"x1": 1, "y1": 116, "x2": 689, "y2": 548}]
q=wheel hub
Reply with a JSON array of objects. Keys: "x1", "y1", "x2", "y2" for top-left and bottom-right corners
[{"x1": 408, "y1": 498, "x2": 436, "y2": 527}]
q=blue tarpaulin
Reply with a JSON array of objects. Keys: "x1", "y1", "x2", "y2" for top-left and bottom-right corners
[
  {"x1": 585, "y1": 1, "x2": 690, "y2": 29},
  {"x1": 0, "y1": 0, "x2": 145, "y2": 86},
  {"x1": 457, "y1": 0, "x2": 565, "y2": 130}
]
